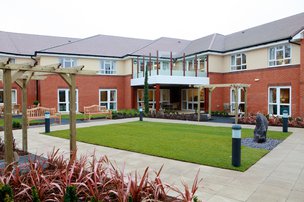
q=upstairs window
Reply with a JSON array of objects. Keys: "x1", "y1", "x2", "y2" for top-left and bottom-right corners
[
  {"x1": 231, "y1": 53, "x2": 246, "y2": 71},
  {"x1": 60, "y1": 58, "x2": 77, "y2": 68},
  {"x1": 269, "y1": 44, "x2": 291, "y2": 66},
  {"x1": 100, "y1": 60, "x2": 116, "y2": 74}
]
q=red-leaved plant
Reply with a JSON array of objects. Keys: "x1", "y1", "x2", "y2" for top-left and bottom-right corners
[{"x1": 0, "y1": 149, "x2": 203, "y2": 201}]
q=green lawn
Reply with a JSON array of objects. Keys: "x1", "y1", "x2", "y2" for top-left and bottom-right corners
[{"x1": 47, "y1": 121, "x2": 290, "y2": 171}]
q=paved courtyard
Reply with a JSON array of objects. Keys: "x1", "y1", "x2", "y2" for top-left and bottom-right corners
[{"x1": 1, "y1": 118, "x2": 304, "y2": 201}]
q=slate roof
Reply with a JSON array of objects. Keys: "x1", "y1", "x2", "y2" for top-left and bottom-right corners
[
  {"x1": 0, "y1": 12, "x2": 303, "y2": 58},
  {"x1": 39, "y1": 35, "x2": 152, "y2": 58},
  {"x1": 131, "y1": 37, "x2": 191, "y2": 58},
  {"x1": 0, "y1": 31, "x2": 77, "y2": 56}
]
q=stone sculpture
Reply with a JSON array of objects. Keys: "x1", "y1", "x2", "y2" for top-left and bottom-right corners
[{"x1": 254, "y1": 113, "x2": 268, "y2": 143}]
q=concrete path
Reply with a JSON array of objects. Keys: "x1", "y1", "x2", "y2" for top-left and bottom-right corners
[{"x1": 1, "y1": 118, "x2": 304, "y2": 201}]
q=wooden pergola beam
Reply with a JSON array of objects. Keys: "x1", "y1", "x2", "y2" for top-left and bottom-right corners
[
  {"x1": 0, "y1": 60, "x2": 94, "y2": 166},
  {"x1": 194, "y1": 83, "x2": 250, "y2": 121}
]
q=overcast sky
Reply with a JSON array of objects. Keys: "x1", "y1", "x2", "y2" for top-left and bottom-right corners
[{"x1": 0, "y1": 0, "x2": 303, "y2": 40}]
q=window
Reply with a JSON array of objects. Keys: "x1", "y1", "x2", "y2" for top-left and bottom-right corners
[
  {"x1": 231, "y1": 53, "x2": 246, "y2": 71},
  {"x1": 269, "y1": 86, "x2": 291, "y2": 116},
  {"x1": 100, "y1": 60, "x2": 116, "y2": 74},
  {"x1": 230, "y1": 88, "x2": 245, "y2": 113},
  {"x1": 99, "y1": 89, "x2": 117, "y2": 110},
  {"x1": 60, "y1": 58, "x2": 77, "y2": 68},
  {"x1": 269, "y1": 44, "x2": 291, "y2": 66},
  {"x1": 137, "y1": 89, "x2": 170, "y2": 109},
  {"x1": 0, "y1": 89, "x2": 17, "y2": 104},
  {"x1": 187, "y1": 60, "x2": 194, "y2": 71},
  {"x1": 161, "y1": 61, "x2": 169, "y2": 70},
  {"x1": 58, "y1": 89, "x2": 79, "y2": 112},
  {"x1": 181, "y1": 89, "x2": 204, "y2": 111}
]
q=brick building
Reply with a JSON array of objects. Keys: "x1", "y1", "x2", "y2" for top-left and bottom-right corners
[{"x1": 0, "y1": 12, "x2": 304, "y2": 117}]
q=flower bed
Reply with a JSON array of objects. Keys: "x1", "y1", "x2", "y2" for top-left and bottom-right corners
[
  {"x1": 0, "y1": 149, "x2": 202, "y2": 201},
  {"x1": 238, "y1": 113, "x2": 304, "y2": 128}
]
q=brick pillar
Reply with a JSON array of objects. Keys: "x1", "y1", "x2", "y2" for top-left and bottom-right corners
[
  {"x1": 300, "y1": 39, "x2": 304, "y2": 117},
  {"x1": 155, "y1": 84, "x2": 160, "y2": 112}
]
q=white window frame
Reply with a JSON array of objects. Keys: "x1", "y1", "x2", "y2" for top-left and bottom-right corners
[
  {"x1": 137, "y1": 89, "x2": 170, "y2": 110},
  {"x1": 61, "y1": 58, "x2": 77, "y2": 68},
  {"x1": 181, "y1": 89, "x2": 204, "y2": 111},
  {"x1": 231, "y1": 53, "x2": 246, "y2": 71},
  {"x1": 57, "y1": 89, "x2": 79, "y2": 112},
  {"x1": 99, "y1": 89, "x2": 117, "y2": 110},
  {"x1": 161, "y1": 61, "x2": 170, "y2": 71},
  {"x1": 0, "y1": 89, "x2": 17, "y2": 105},
  {"x1": 268, "y1": 44, "x2": 291, "y2": 67},
  {"x1": 100, "y1": 60, "x2": 116, "y2": 75},
  {"x1": 230, "y1": 88, "x2": 245, "y2": 113},
  {"x1": 268, "y1": 86, "x2": 291, "y2": 116}
]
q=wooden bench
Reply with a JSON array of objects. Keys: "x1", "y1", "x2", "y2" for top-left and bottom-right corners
[
  {"x1": 27, "y1": 106, "x2": 61, "y2": 126},
  {"x1": 84, "y1": 105, "x2": 112, "y2": 120}
]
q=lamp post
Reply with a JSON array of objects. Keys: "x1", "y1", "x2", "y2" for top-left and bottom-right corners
[
  {"x1": 282, "y1": 110, "x2": 288, "y2": 132},
  {"x1": 232, "y1": 124, "x2": 241, "y2": 167},
  {"x1": 45, "y1": 111, "x2": 50, "y2": 133},
  {"x1": 139, "y1": 106, "x2": 143, "y2": 121}
]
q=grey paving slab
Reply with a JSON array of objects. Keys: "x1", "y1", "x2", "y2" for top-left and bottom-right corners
[{"x1": 1, "y1": 118, "x2": 304, "y2": 201}]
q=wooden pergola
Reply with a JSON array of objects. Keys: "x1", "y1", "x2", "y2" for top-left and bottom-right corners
[
  {"x1": 0, "y1": 58, "x2": 96, "y2": 166},
  {"x1": 195, "y1": 83, "x2": 250, "y2": 124}
]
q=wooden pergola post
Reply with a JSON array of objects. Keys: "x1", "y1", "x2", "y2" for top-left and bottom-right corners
[
  {"x1": 60, "y1": 73, "x2": 77, "y2": 158},
  {"x1": 234, "y1": 87, "x2": 239, "y2": 124},
  {"x1": 244, "y1": 87, "x2": 248, "y2": 117},
  {"x1": 21, "y1": 80, "x2": 28, "y2": 152},
  {"x1": 69, "y1": 74, "x2": 77, "y2": 157},
  {"x1": 3, "y1": 69, "x2": 14, "y2": 165},
  {"x1": 208, "y1": 87, "x2": 214, "y2": 118},
  {"x1": 0, "y1": 59, "x2": 94, "y2": 164},
  {"x1": 197, "y1": 87, "x2": 202, "y2": 122}
]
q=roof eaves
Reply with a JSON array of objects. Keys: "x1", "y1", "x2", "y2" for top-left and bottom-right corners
[{"x1": 35, "y1": 51, "x2": 123, "y2": 59}]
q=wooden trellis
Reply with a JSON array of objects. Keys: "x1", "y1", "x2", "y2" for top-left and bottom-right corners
[
  {"x1": 0, "y1": 58, "x2": 96, "y2": 166},
  {"x1": 195, "y1": 84, "x2": 250, "y2": 124}
]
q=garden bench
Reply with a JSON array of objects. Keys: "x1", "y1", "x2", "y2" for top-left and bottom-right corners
[
  {"x1": 84, "y1": 105, "x2": 112, "y2": 120},
  {"x1": 27, "y1": 106, "x2": 61, "y2": 126}
]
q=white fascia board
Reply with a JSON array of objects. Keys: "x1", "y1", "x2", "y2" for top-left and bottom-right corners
[
  {"x1": 0, "y1": 53, "x2": 32, "y2": 58},
  {"x1": 36, "y1": 53, "x2": 121, "y2": 60},
  {"x1": 131, "y1": 76, "x2": 209, "y2": 86},
  {"x1": 291, "y1": 29, "x2": 304, "y2": 41}
]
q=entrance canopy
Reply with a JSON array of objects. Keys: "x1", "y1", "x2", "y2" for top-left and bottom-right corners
[{"x1": 194, "y1": 83, "x2": 251, "y2": 123}]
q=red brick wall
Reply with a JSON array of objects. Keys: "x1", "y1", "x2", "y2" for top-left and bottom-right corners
[
  {"x1": 300, "y1": 39, "x2": 304, "y2": 116},
  {"x1": 210, "y1": 65, "x2": 301, "y2": 116},
  {"x1": 39, "y1": 75, "x2": 132, "y2": 112},
  {"x1": 0, "y1": 80, "x2": 37, "y2": 107},
  {"x1": 208, "y1": 73, "x2": 225, "y2": 111}
]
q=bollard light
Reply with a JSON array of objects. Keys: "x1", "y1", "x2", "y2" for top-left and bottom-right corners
[
  {"x1": 45, "y1": 111, "x2": 50, "y2": 133},
  {"x1": 232, "y1": 124, "x2": 241, "y2": 167},
  {"x1": 282, "y1": 110, "x2": 288, "y2": 133},
  {"x1": 139, "y1": 106, "x2": 143, "y2": 121}
]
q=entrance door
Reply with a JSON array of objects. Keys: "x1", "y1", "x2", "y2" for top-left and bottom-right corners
[{"x1": 230, "y1": 88, "x2": 245, "y2": 113}]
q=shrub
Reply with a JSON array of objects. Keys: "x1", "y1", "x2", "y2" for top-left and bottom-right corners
[
  {"x1": 239, "y1": 113, "x2": 304, "y2": 128},
  {"x1": 12, "y1": 121, "x2": 21, "y2": 129},
  {"x1": 33, "y1": 100, "x2": 40, "y2": 106},
  {"x1": 64, "y1": 186, "x2": 78, "y2": 202},
  {"x1": 0, "y1": 184, "x2": 13, "y2": 202},
  {"x1": 31, "y1": 186, "x2": 40, "y2": 202},
  {"x1": 0, "y1": 149, "x2": 202, "y2": 201}
]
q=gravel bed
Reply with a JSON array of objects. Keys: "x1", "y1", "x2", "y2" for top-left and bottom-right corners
[{"x1": 241, "y1": 138, "x2": 282, "y2": 150}]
